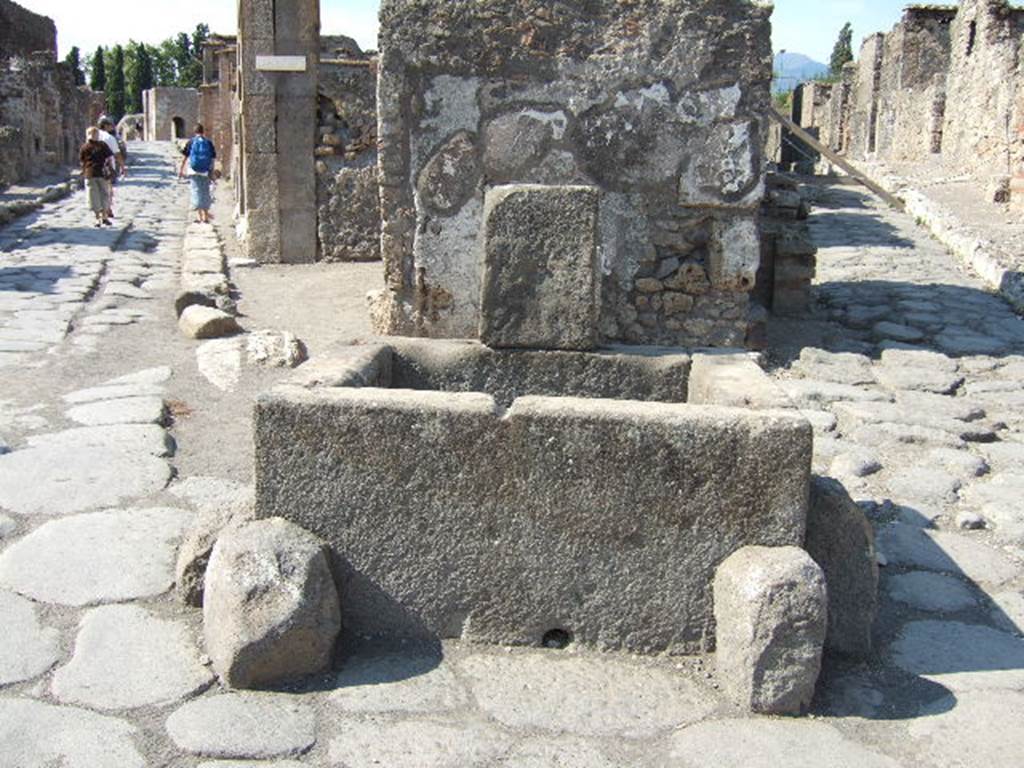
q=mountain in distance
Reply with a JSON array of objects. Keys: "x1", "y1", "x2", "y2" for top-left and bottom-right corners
[{"x1": 772, "y1": 51, "x2": 829, "y2": 93}]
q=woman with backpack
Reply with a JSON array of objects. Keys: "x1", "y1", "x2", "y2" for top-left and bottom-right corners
[{"x1": 178, "y1": 124, "x2": 216, "y2": 224}]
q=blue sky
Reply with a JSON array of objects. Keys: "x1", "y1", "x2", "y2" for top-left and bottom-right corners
[{"x1": 24, "y1": 0, "x2": 911, "y2": 64}]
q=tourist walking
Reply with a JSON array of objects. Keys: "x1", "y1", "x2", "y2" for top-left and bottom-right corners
[
  {"x1": 79, "y1": 127, "x2": 113, "y2": 227},
  {"x1": 97, "y1": 116, "x2": 124, "y2": 220},
  {"x1": 178, "y1": 124, "x2": 216, "y2": 224}
]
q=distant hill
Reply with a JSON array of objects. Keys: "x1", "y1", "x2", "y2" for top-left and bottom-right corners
[{"x1": 773, "y1": 52, "x2": 829, "y2": 94}]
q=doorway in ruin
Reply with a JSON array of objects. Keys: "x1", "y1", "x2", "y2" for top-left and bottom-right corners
[{"x1": 172, "y1": 117, "x2": 186, "y2": 139}]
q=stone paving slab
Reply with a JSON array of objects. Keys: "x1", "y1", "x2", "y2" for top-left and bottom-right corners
[
  {"x1": 0, "y1": 589, "x2": 61, "y2": 685},
  {"x1": 166, "y1": 693, "x2": 316, "y2": 759},
  {"x1": 0, "y1": 698, "x2": 145, "y2": 768},
  {"x1": 52, "y1": 603, "x2": 213, "y2": 709},
  {"x1": 0, "y1": 507, "x2": 193, "y2": 605}
]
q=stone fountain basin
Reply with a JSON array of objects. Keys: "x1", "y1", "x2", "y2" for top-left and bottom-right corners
[{"x1": 254, "y1": 338, "x2": 811, "y2": 654}]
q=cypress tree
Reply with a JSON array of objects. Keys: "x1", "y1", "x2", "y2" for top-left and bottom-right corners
[
  {"x1": 107, "y1": 45, "x2": 126, "y2": 121},
  {"x1": 63, "y1": 46, "x2": 85, "y2": 86},
  {"x1": 829, "y1": 22, "x2": 854, "y2": 77},
  {"x1": 89, "y1": 45, "x2": 106, "y2": 92}
]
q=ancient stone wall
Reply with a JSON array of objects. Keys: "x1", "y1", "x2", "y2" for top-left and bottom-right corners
[
  {"x1": 371, "y1": 0, "x2": 773, "y2": 348},
  {"x1": 847, "y1": 33, "x2": 885, "y2": 159},
  {"x1": 0, "y1": 52, "x2": 94, "y2": 188},
  {"x1": 942, "y1": 0, "x2": 1024, "y2": 179},
  {"x1": 0, "y1": 0, "x2": 56, "y2": 60},
  {"x1": 315, "y1": 36, "x2": 380, "y2": 262},
  {"x1": 143, "y1": 87, "x2": 200, "y2": 142}
]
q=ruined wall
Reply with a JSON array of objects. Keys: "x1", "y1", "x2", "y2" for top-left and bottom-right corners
[
  {"x1": 847, "y1": 33, "x2": 885, "y2": 158},
  {"x1": 315, "y1": 36, "x2": 380, "y2": 262},
  {"x1": 373, "y1": 0, "x2": 772, "y2": 348},
  {"x1": 0, "y1": 52, "x2": 94, "y2": 188},
  {"x1": 198, "y1": 35, "x2": 237, "y2": 178},
  {"x1": 942, "y1": 0, "x2": 1024, "y2": 179},
  {"x1": 0, "y1": 0, "x2": 56, "y2": 60},
  {"x1": 143, "y1": 87, "x2": 200, "y2": 142}
]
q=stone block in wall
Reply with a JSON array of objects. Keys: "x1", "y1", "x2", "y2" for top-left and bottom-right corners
[
  {"x1": 679, "y1": 120, "x2": 764, "y2": 209},
  {"x1": 708, "y1": 217, "x2": 760, "y2": 292},
  {"x1": 479, "y1": 185, "x2": 600, "y2": 351}
]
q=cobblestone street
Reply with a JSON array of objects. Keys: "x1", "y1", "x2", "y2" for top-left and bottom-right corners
[{"x1": 0, "y1": 147, "x2": 1022, "y2": 766}]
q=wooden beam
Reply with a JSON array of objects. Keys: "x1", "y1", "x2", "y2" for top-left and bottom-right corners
[{"x1": 766, "y1": 108, "x2": 906, "y2": 212}]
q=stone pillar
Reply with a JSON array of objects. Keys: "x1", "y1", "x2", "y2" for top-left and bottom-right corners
[{"x1": 237, "y1": 0, "x2": 319, "y2": 264}]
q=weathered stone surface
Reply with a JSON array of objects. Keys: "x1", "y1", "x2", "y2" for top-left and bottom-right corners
[
  {"x1": 805, "y1": 477, "x2": 877, "y2": 657},
  {"x1": 687, "y1": 352, "x2": 793, "y2": 409},
  {"x1": 876, "y1": 524, "x2": 1019, "y2": 586},
  {"x1": 330, "y1": 653, "x2": 467, "y2": 713},
  {"x1": 714, "y1": 545, "x2": 827, "y2": 714},
  {"x1": 246, "y1": 330, "x2": 308, "y2": 368},
  {"x1": 889, "y1": 620, "x2": 1024, "y2": 692},
  {"x1": 479, "y1": 185, "x2": 599, "y2": 350},
  {"x1": 830, "y1": 449, "x2": 882, "y2": 478},
  {"x1": 0, "y1": 698, "x2": 145, "y2": 768},
  {"x1": 203, "y1": 518, "x2": 341, "y2": 688},
  {"x1": 328, "y1": 718, "x2": 512, "y2": 768},
  {"x1": 416, "y1": 130, "x2": 481, "y2": 215},
  {"x1": 256, "y1": 385, "x2": 811, "y2": 654},
  {"x1": 176, "y1": 497, "x2": 256, "y2": 607},
  {"x1": 906, "y1": 691, "x2": 1024, "y2": 768},
  {"x1": 52, "y1": 604, "x2": 213, "y2": 709},
  {"x1": 0, "y1": 507, "x2": 192, "y2": 605},
  {"x1": 667, "y1": 719, "x2": 903, "y2": 768},
  {"x1": 795, "y1": 348, "x2": 874, "y2": 385},
  {"x1": 457, "y1": 651, "x2": 714, "y2": 737},
  {"x1": 25, "y1": 423, "x2": 175, "y2": 458},
  {"x1": 66, "y1": 396, "x2": 166, "y2": 427},
  {"x1": 887, "y1": 571, "x2": 977, "y2": 613},
  {"x1": 166, "y1": 693, "x2": 316, "y2": 759},
  {"x1": 180, "y1": 305, "x2": 242, "y2": 339},
  {"x1": 62, "y1": 383, "x2": 165, "y2": 404},
  {"x1": 779, "y1": 379, "x2": 890, "y2": 408},
  {"x1": 0, "y1": 589, "x2": 61, "y2": 684}
]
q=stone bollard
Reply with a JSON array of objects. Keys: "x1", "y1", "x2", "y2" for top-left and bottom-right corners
[
  {"x1": 805, "y1": 476, "x2": 878, "y2": 658},
  {"x1": 203, "y1": 518, "x2": 341, "y2": 689},
  {"x1": 714, "y1": 545, "x2": 827, "y2": 715}
]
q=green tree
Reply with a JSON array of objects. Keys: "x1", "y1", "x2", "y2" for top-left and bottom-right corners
[
  {"x1": 106, "y1": 45, "x2": 126, "y2": 121},
  {"x1": 125, "y1": 42, "x2": 154, "y2": 114},
  {"x1": 829, "y1": 22, "x2": 854, "y2": 77},
  {"x1": 152, "y1": 41, "x2": 177, "y2": 85},
  {"x1": 63, "y1": 46, "x2": 85, "y2": 86},
  {"x1": 88, "y1": 45, "x2": 106, "y2": 91}
]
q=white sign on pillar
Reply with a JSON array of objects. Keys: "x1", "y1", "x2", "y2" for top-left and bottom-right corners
[{"x1": 255, "y1": 55, "x2": 308, "y2": 72}]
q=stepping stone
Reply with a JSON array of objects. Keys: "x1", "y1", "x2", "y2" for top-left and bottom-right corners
[
  {"x1": 887, "y1": 571, "x2": 977, "y2": 613},
  {"x1": 889, "y1": 620, "x2": 1024, "y2": 692},
  {"x1": 666, "y1": 719, "x2": 902, "y2": 768},
  {"x1": 328, "y1": 719, "x2": 512, "y2": 768},
  {"x1": 105, "y1": 366, "x2": 172, "y2": 386},
  {"x1": 330, "y1": 654, "x2": 467, "y2": 714},
  {"x1": 63, "y1": 383, "x2": 164, "y2": 404},
  {"x1": 907, "y1": 691, "x2": 1024, "y2": 768},
  {"x1": 66, "y1": 395, "x2": 165, "y2": 426},
  {"x1": 457, "y1": 651, "x2": 714, "y2": 738},
  {"x1": 0, "y1": 698, "x2": 145, "y2": 768},
  {"x1": 166, "y1": 693, "x2": 316, "y2": 759},
  {"x1": 52, "y1": 604, "x2": 213, "y2": 710},
  {"x1": 0, "y1": 444, "x2": 171, "y2": 515},
  {"x1": 196, "y1": 338, "x2": 242, "y2": 391},
  {"x1": 0, "y1": 590, "x2": 61, "y2": 684},
  {"x1": 25, "y1": 423, "x2": 175, "y2": 458},
  {"x1": 179, "y1": 306, "x2": 241, "y2": 340},
  {"x1": 0, "y1": 507, "x2": 192, "y2": 605}
]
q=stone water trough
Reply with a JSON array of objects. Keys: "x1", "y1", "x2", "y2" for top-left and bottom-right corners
[{"x1": 254, "y1": 185, "x2": 814, "y2": 656}]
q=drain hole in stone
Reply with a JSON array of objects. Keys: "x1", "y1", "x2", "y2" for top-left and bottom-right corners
[{"x1": 542, "y1": 628, "x2": 573, "y2": 649}]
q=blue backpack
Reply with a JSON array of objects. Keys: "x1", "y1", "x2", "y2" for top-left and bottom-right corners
[{"x1": 189, "y1": 137, "x2": 214, "y2": 173}]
